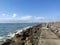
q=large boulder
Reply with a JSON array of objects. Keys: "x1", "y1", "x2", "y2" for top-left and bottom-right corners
[{"x1": 2, "y1": 39, "x2": 12, "y2": 45}]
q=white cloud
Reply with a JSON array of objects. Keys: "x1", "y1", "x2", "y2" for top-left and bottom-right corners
[
  {"x1": 35, "y1": 17, "x2": 45, "y2": 20},
  {"x1": 30, "y1": 17, "x2": 45, "y2": 22},
  {"x1": 2, "y1": 13, "x2": 7, "y2": 16},
  {"x1": 0, "y1": 15, "x2": 46, "y2": 23},
  {"x1": 17, "y1": 16, "x2": 45, "y2": 23},
  {"x1": 19, "y1": 16, "x2": 32, "y2": 20},
  {"x1": 12, "y1": 13, "x2": 16, "y2": 18}
]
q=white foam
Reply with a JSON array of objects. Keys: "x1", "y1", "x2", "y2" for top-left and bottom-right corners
[
  {"x1": 0, "y1": 36, "x2": 5, "y2": 42},
  {"x1": 7, "y1": 32, "x2": 16, "y2": 38},
  {"x1": 16, "y1": 29, "x2": 23, "y2": 34},
  {"x1": 0, "y1": 25, "x2": 34, "y2": 42},
  {"x1": 0, "y1": 37, "x2": 3, "y2": 40},
  {"x1": 5, "y1": 26, "x2": 33, "y2": 40},
  {"x1": 16, "y1": 26, "x2": 33, "y2": 34}
]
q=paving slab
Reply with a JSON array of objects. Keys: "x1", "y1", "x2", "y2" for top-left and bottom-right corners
[{"x1": 38, "y1": 27, "x2": 60, "y2": 45}]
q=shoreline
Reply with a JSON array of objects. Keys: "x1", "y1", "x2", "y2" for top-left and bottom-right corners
[
  {"x1": 1, "y1": 22, "x2": 60, "y2": 45},
  {"x1": 0, "y1": 23, "x2": 39, "y2": 45},
  {"x1": 1, "y1": 24, "x2": 42, "y2": 45}
]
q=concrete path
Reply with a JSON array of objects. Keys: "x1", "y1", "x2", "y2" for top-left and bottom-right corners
[{"x1": 38, "y1": 27, "x2": 60, "y2": 45}]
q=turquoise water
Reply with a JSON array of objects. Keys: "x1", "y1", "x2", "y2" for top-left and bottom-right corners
[{"x1": 0, "y1": 23, "x2": 38, "y2": 42}]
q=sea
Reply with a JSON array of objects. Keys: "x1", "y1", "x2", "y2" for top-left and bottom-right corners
[{"x1": 0, "y1": 23, "x2": 39, "y2": 43}]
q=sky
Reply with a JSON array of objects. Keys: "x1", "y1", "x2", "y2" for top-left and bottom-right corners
[{"x1": 0, "y1": 0, "x2": 60, "y2": 23}]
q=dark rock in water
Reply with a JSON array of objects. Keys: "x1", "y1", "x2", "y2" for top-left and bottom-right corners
[
  {"x1": 2, "y1": 42, "x2": 10, "y2": 45},
  {"x1": 6, "y1": 39, "x2": 12, "y2": 42},
  {"x1": 2, "y1": 39, "x2": 12, "y2": 45},
  {"x1": 21, "y1": 37, "x2": 26, "y2": 40},
  {"x1": 22, "y1": 32, "x2": 29, "y2": 37},
  {"x1": 15, "y1": 34, "x2": 21, "y2": 38}
]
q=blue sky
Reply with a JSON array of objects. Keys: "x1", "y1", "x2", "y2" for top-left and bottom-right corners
[{"x1": 0, "y1": 0, "x2": 60, "y2": 23}]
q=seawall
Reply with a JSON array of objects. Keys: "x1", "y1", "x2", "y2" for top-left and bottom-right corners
[{"x1": 1, "y1": 24, "x2": 42, "y2": 45}]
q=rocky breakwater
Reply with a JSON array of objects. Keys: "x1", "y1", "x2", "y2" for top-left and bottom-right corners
[
  {"x1": 1, "y1": 24, "x2": 42, "y2": 45},
  {"x1": 49, "y1": 24, "x2": 60, "y2": 38}
]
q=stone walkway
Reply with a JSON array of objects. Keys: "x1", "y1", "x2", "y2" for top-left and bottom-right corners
[{"x1": 38, "y1": 27, "x2": 60, "y2": 45}]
